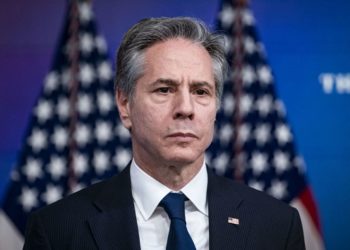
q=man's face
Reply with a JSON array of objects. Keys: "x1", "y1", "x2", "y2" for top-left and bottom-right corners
[{"x1": 117, "y1": 38, "x2": 217, "y2": 169}]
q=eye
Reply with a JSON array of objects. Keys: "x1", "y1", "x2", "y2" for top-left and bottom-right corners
[
  {"x1": 156, "y1": 87, "x2": 171, "y2": 94},
  {"x1": 194, "y1": 88, "x2": 209, "y2": 96}
]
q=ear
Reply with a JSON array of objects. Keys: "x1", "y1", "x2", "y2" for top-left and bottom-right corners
[{"x1": 115, "y1": 88, "x2": 132, "y2": 130}]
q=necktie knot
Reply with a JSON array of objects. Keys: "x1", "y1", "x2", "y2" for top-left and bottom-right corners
[{"x1": 160, "y1": 193, "x2": 187, "y2": 221}]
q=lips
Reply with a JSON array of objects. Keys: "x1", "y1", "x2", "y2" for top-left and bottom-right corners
[
  {"x1": 168, "y1": 132, "x2": 197, "y2": 137},
  {"x1": 167, "y1": 132, "x2": 198, "y2": 142}
]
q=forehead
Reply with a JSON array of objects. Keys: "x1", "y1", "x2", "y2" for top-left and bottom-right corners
[
  {"x1": 145, "y1": 38, "x2": 210, "y2": 60},
  {"x1": 142, "y1": 38, "x2": 215, "y2": 82}
]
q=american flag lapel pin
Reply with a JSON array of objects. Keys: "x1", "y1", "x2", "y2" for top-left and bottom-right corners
[{"x1": 228, "y1": 217, "x2": 239, "y2": 225}]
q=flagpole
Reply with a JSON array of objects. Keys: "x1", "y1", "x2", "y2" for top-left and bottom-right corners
[
  {"x1": 232, "y1": 0, "x2": 248, "y2": 181},
  {"x1": 67, "y1": 0, "x2": 80, "y2": 192}
]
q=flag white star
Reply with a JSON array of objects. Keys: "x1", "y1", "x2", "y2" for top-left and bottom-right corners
[
  {"x1": 212, "y1": 152, "x2": 230, "y2": 175},
  {"x1": 48, "y1": 156, "x2": 66, "y2": 180},
  {"x1": 23, "y1": 158, "x2": 43, "y2": 182},
  {"x1": 71, "y1": 183, "x2": 87, "y2": 194},
  {"x1": 275, "y1": 124, "x2": 292, "y2": 145},
  {"x1": 79, "y1": 2, "x2": 93, "y2": 23},
  {"x1": 98, "y1": 61, "x2": 113, "y2": 82},
  {"x1": 238, "y1": 123, "x2": 251, "y2": 143},
  {"x1": 77, "y1": 93, "x2": 93, "y2": 117},
  {"x1": 219, "y1": 123, "x2": 233, "y2": 146},
  {"x1": 79, "y1": 63, "x2": 95, "y2": 86},
  {"x1": 28, "y1": 128, "x2": 47, "y2": 152},
  {"x1": 258, "y1": 66, "x2": 273, "y2": 84},
  {"x1": 80, "y1": 33, "x2": 94, "y2": 55},
  {"x1": 250, "y1": 151, "x2": 268, "y2": 175},
  {"x1": 222, "y1": 35, "x2": 233, "y2": 54},
  {"x1": 74, "y1": 153, "x2": 88, "y2": 176},
  {"x1": 254, "y1": 123, "x2": 271, "y2": 145},
  {"x1": 75, "y1": 123, "x2": 91, "y2": 146},
  {"x1": 219, "y1": 5, "x2": 235, "y2": 28},
  {"x1": 42, "y1": 185, "x2": 63, "y2": 205},
  {"x1": 18, "y1": 187, "x2": 38, "y2": 212},
  {"x1": 255, "y1": 95, "x2": 273, "y2": 116},
  {"x1": 222, "y1": 93, "x2": 235, "y2": 115},
  {"x1": 275, "y1": 100, "x2": 286, "y2": 116},
  {"x1": 97, "y1": 91, "x2": 113, "y2": 114},
  {"x1": 240, "y1": 94, "x2": 254, "y2": 115},
  {"x1": 44, "y1": 71, "x2": 59, "y2": 93},
  {"x1": 204, "y1": 152, "x2": 213, "y2": 166},
  {"x1": 57, "y1": 97, "x2": 70, "y2": 120},
  {"x1": 95, "y1": 36, "x2": 107, "y2": 53},
  {"x1": 35, "y1": 100, "x2": 53, "y2": 123},
  {"x1": 115, "y1": 123, "x2": 130, "y2": 141},
  {"x1": 95, "y1": 121, "x2": 112, "y2": 144},
  {"x1": 268, "y1": 180, "x2": 287, "y2": 199},
  {"x1": 242, "y1": 9, "x2": 255, "y2": 26},
  {"x1": 273, "y1": 151, "x2": 290, "y2": 173},
  {"x1": 93, "y1": 151, "x2": 109, "y2": 175},
  {"x1": 244, "y1": 36, "x2": 256, "y2": 54},
  {"x1": 113, "y1": 147, "x2": 132, "y2": 171},
  {"x1": 52, "y1": 126, "x2": 68, "y2": 150},
  {"x1": 242, "y1": 65, "x2": 256, "y2": 85},
  {"x1": 248, "y1": 180, "x2": 264, "y2": 191}
]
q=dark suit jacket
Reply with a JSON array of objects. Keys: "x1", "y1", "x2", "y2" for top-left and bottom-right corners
[{"x1": 23, "y1": 166, "x2": 305, "y2": 250}]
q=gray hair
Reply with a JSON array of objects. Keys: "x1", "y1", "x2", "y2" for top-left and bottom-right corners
[{"x1": 114, "y1": 17, "x2": 227, "y2": 104}]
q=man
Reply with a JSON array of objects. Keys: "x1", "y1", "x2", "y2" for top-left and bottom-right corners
[{"x1": 24, "y1": 17, "x2": 305, "y2": 250}]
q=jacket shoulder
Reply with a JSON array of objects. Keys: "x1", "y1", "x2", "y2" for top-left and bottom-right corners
[
  {"x1": 29, "y1": 165, "x2": 131, "y2": 226},
  {"x1": 209, "y1": 172, "x2": 298, "y2": 216},
  {"x1": 208, "y1": 172, "x2": 305, "y2": 249}
]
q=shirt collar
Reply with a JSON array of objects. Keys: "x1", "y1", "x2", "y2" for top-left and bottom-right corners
[
  {"x1": 130, "y1": 159, "x2": 208, "y2": 220},
  {"x1": 180, "y1": 163, "x2": 208, "y2": 216}
]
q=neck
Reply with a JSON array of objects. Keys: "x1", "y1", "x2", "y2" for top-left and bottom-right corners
[{"x1": 133, "y1": 157, "x2": 204, "y2": 191}]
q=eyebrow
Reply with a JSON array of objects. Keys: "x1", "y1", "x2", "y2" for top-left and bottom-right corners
[
  {"x1": 151, "y1": 78, "x2": 214, "y2": 91},
  {"x1": 151, "y1": 78, "x2": 179, "y2": 87}
]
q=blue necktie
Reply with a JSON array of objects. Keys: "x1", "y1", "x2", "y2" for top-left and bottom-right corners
[{"x1": 160, "y1": 193, "x2": 196, "y2": 250}]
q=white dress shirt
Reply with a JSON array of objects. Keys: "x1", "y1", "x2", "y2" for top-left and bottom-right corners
[{"x1": 130, "y1": 159, "x2": 209, "y2": 250}]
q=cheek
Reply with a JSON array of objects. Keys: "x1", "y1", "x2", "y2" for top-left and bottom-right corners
[
  {"x1": 199, "y1": 108, "x2": 216, "y2": 143},
  {"x1": 131, "y1": 104, "x2": 163, "y2": 134},
  {"x1": 202, "y1": 107, "x2": 216, "y2": 127}
]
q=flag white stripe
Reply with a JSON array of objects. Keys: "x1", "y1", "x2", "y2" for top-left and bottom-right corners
[
  {"x1": 0, "y1": 210, "x2": 23, "y2": 250},
  {"x1": 291, "y1": 199, "x2": 325, "y2": 250}
]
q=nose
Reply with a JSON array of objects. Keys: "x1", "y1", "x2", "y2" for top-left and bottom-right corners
[{"x1": 173, "y1": 90, "x2": 194, "y2": 120}]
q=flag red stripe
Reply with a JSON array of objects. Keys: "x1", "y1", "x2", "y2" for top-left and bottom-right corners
[{"x1": 299, "y1": 187, "x2": 323, "y2": 235}]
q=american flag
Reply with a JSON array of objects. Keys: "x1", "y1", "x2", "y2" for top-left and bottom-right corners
[
  {"x1": 207, "y1": 0, "x2": 325, "y2": 249},
  {"x1": 0, "y1": 1, "x2": 131, "y2": 249}
]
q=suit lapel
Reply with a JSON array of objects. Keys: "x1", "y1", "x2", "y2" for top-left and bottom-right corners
[
  {"x1": 86, "y1": 165, "x2": 252, "y2": 250},
  {"x1": 207, "y1": 169, "x2": 251, "y2": 250},
  {"x1": 88, "y1": 166, "x2": 141, "y2": 250}
]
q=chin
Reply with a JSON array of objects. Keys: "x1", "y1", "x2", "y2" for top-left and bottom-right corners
[{"x1": 163, "y1": 153, "x2": 204, "y2": 166}]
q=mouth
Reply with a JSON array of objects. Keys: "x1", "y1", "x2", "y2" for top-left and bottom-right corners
[{"x1": 167, "y1": 132, "x2": 198, "y2": 142}]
